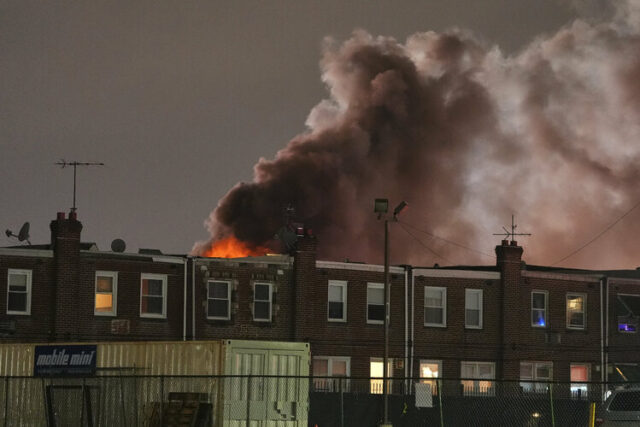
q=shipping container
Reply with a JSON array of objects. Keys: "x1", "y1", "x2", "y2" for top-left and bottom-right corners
[{"x1": 0, "y1": 339, "x2": 310, "y2": 427}]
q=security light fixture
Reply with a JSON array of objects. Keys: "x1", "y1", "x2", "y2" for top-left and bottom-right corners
[
  {"x1": 393, "y1": 201, "x2": 408, "y2": 218},
  {"x1": 374, "y1": 198, "x2": 389, "y2": 214}
]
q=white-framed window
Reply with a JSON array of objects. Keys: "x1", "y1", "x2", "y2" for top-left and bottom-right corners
[
  {"x1": 207, "y1": 280, "x2": 231, "y2": 320},
  {"x1": 531, "y1": 291, "x2": 548, "y2": 328},
  {"x1": 253, "y1": 282, "x2": 272, "y2": 322},
  {"x1": 570, "y1": 363, "x2": 590, "y2": 400},
  {"x1": 520, "y1": 361, "x2": 553, "y2": 393},
  {"x1": 465, "y1": 289, "x2": 483, "y2": 329},
  {"x1": 95, "y1": 271, "x2": 117, "y2": 316},
  {"x1": 370, "y1": 357, "x2": 393, "y2": 394},
  {"x1": 367, "y1": 282, "x2": 384, "y2": 324},
  {"x1": 140, "y1": 273, "x2": 167, "y2": 318},
  {"x1": 328, "y1": 280, "x2": 347, "y2": 322},
  {"x1": 313, "y1": 356, "x2": 351, "y2": 391},
  {"x1": 424, "y1": 287, "x2": 446, "y2": 327},
  {"x1": 7, "y1": 269, "x2": 32, "y2": 315},
  {"x1": 567, "y1": 293, "x2": 586, "y2": 329},
  {"x1": 461, "y1": 361, "x2": 495, "y2": 396},
  {"x1": 420, "y1": 360, "x2": 442, "y2": 395}
]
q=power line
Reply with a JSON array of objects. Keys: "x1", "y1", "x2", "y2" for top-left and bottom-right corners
[
  {"x1": 552, "y1": 198, "x2": 640, "y2": 265},
  {"x1": 399, "y1": 220, "x2": 495, "y2": 259},
  {"x1": 397, "y1": 222, "x2": 452, "y2": 263}
]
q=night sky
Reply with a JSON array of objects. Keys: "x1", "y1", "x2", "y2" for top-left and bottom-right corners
[{"x1": 3, "y1": 1, "x2": 631, "y2": 268}]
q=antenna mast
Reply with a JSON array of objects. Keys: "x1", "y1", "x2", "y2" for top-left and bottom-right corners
[
  {"x1": 55, "y1": 160, "x2": 104, "y2": 212},
  {"x1": 493, "y1": 214, "x2": 531, "y2": 243}
]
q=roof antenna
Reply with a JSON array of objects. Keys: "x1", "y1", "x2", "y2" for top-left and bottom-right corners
[
  {"x1": 493, "y1": 214, "x2": 531, "y2": 243},
  {"x1": 5, "y1": 222, "x2": 31, "y2": 245},
  {"x1": 55, "y1": 160, "x2": 104, "y2": 212}
]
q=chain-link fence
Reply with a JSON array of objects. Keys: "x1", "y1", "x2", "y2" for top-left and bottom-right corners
[{"x1": 0, "y1": 375, "x2": 629, "y2": 426}]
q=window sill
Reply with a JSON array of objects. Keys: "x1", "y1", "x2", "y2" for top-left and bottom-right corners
[
  {"x1": 328, "y1": 319, "x2": 347, "y2": 323},
  {"x1": 424, "y1": 324, "x2": 446, "y2": 328},
  {"x1": 94, "y1": 312, "x2": 117, "y2": 317},
  {"x1": 140, "y1": 314, "x2": 167, "y2": 320},
  {"x1": 6, "y1": 311, "x2": 30, "y2": 316}
]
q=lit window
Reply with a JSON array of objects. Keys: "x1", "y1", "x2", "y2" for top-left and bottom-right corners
[
  {"x1": 420, "y1": 360, "x2": 442, "y2": 395},
  {"x1": 520, "y1": 362, "x2": 552, "y2": 393},
  {"x1": 465, "y1": 289, "x2": 483, "y2": 329},
  {"x1": 253, "y1": 282, "x2": 272, "y2": 322},
  {"x1": 424, "y1": 287, "x2": 446, "y2": 327},
  {"x1": 95, "y1": 271, "x2": 117, "y2": 316},
  {"x1": 328, "y1": 280, "x2": 347, "y2": 322},
  {"x1": 461, "y1": 362, "x2": 495, "y2": 396},
  {"x1": 207, "y1": 280, "x2": 231, "y2": 320},
  {"x1": 140, "y1": 273, "x2": 167, "y2": 318},
  {"x1": 370, "y1": 358, "x2": 393, "y2": 394},
  {"x1": 7, "y1": 269, "x2": 32, "y2": 315},
  {"x1": 367, "y1": 283, "x2": 384, "y2": 324},
  {"x1": 570, "y1": 363, "x2": 590, "y2": 399},
  {"x1": 566, "y1": 293, "x2": 586, "y2": 329},
  {"x1": 531, "y1": 291, "x2": 548, "y2": 327},
  {"x1": 616, "y1": 294, "x2": 640, "y2": 333},
  {"x1": 313, "y1": 356, "x2": 350, "y2": 391}
]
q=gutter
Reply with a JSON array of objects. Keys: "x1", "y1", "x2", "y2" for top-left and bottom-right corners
[
  {"x1": 600, "y1": 277, "x2": 604, "y2": 397},
  {"x1": 183, "y1": 257, "x2": 188, "y2": 341},
  {"x1": 410, "y1": 267, "x2": 415, "y2": 390},
  {"x1": 192, "y1": 257, "x2": 197, "y2": 340}
]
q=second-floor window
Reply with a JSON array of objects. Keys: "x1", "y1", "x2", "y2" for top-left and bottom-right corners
[
  {"x1": 95, "y1": 271, "x2": 117, "y2": 316},
  {"x1": 424, "y1": 287, "x2": 446, "y2": 327},
  {"x1": 207, "y1": 280, "x2": 231, "y2": 320},
  {"x1": 7, "y1": 269, "x2": 32, "y2": 315},
  {"x1": 531, "y1": 291, "x2": 548, "y2": 327},
  {"x1": 140, "y1": 273, "x2": 167, "y2": 318},
  {"x1": 328, "y1": 280, "x2": 347, "y2": 322},
  {"x1": 253, "y1": 282, "x2": 272, "y2": 322},
  {"x1": 566, "y1": 293, "x2": 586, "y2": 329},
  {"x1": 367, "y1": 283, "x2": 384, "y2": 324},
  {"x1": 465, "y1": 289, "x2": 483, "y2": 329}
]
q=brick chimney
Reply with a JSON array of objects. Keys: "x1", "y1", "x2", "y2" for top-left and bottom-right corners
[
  {"x1": 496, "y1": 239, "x2": 524, "y2": 381},
  {"x1": 292, "y1": 231, "x2": 317, "y2": 341},
  {"x1": 50, "y1": 211, "x2": 83, "y2": 341}
]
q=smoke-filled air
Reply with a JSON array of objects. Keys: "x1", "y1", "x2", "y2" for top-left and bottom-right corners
[{"x1": 194, "y1": 0, "x2": 640, "y2": 269}]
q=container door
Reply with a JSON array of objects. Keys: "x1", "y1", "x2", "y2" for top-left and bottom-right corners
[
  {"x1": 266, "y1": 350, "x2": 309, "y2": 423},
  {"x1": 224, "y1": 350, "x2": 268, "y2": 424}
]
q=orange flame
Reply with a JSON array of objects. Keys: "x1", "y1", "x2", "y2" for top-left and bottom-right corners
[{"x1": 203, "y1": 236, "x2": 269, "y2": 258}]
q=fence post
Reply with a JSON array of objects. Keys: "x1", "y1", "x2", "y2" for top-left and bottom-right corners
[
  {"x1": 549, "y1": 383, "x2": 556, "y2": 427},
  {"x1": 438, "y1": 379, "x2": 444, "y2": 427},
  {"x1": 339, "y1": 377, "x2": 344, "y2": 427},
  {"x1": 246, "y1": 375, "x2": 252, "y2": 427},
  {"x1": 3, "y1": 376, "x2": 8, "y2": 427},
  {"x1": 160, "y1": 375, "x2": 164, "y2": 427}
]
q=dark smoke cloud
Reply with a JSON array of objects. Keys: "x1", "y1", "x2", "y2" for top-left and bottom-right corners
[{"x1": 195, "y1": 0, "x2": 640, "y2": 269}]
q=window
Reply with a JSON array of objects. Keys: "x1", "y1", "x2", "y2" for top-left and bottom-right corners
[
  {"x1": 7, "y1": 269, "x2": 32, "y2": 315},
  {"x1": 424, "y1": 287, "x2": 446, "y2": 327},
  {"x1": 420, "y1": 360, "x2": 442, "y2": 395},
  {"x1": 207, "y1": 280, "x2": 231, "y2": 320},
  {"x1": 520, "y1": 362, "x2": 553, "y2": 393},
  {"x1": 616, "y1": 294, "x2": 640, "y2": 333},
  {"x1": 313, "y1": 356, "x2": 350, "y2": 391},
  {"x1": 461, "y1": 362, "x2": 495, "y2": 396},
  {"x1": 367, "y1": 283, "x2": 384, "y2": 324},
  {"x1": 370, "y1": 358, "x2": 393, "y2": 394},
  {"x1": 566, "y1": 293, "x2": 586, "y2": 329},
  {"x1": 140, "y1": 273, "x2": 167, "y2": 318},
  {"x1": 465, "y1": 289, "x2": 483, "y2": 329},
  {"x1": 95, "y1": 271, "x2": 117, "y2": 316},
  {"x1": 328, "y1": 280, "x2": 347, "y2": 322},
  {"x1": 253, "y1": 282, "x2": 272, "y2": 322},
  {"x1": 531, "y1": 291, "x2": 548, "y2": 327},
  {"x1": 570, "y1": 363, "x2": 590, "y2": 399}
]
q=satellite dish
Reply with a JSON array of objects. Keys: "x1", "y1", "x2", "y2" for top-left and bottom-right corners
[
  {"x1": 17, "y1": 223, "x2": 30, "y2": 242},
  {"x1": 111, "y1": 238, "x2": 126, "y2": 253}
]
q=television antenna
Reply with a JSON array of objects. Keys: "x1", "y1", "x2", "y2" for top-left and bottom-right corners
[
  {"x1": 55, "y1": 160, "x2": 104, "y2": 212},
  {"x1": 493, "y1": 214, "x2": 531, "y2": 243},
  {"x1": 5, "y1": 222, "x2": 31, "y2": 245}
]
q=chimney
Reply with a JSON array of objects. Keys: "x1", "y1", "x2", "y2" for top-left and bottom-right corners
[
  {"x1": 292, "y1": 231, "x2": 317, "y2": 341},
  {"x1": 49, "y1": 211, "x2": 83, "y2": 341}
]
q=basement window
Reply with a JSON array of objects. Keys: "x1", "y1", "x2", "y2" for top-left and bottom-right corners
[
  {"x1": 7, "y1": 269, "x2": 32, "y2": 315},
  {"x1": 95, "y1": 271, "x2": 117, "y2": 316},
  {"x1": 253, "y1": 282, "x2": 272, "y2": 322},
  {"x1": 140, "y1": 273, "x2": 167, "y2": 318},
  {"x1": 207, "y1": 280, "x2": 231, "y2": 320}
]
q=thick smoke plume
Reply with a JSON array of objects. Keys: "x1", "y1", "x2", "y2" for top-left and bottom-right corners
[{"x1": 195, "y1": 0, "x2": 640, "y2": 269}]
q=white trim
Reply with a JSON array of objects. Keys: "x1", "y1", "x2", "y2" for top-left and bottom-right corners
[
  {"x1": 7, "y1": 269, "x2": 32, "y2": 315},
  {"x1": 316, "y1": 260, "x2": 405, "y2": 274},
  {"x1": 0, "y1": 248, "x2": 53, "y2": 258},
  {"x1": 424, "y1": 286, "x2": 447, "y2": 327},
  {"x1": 327, "y1": 280, "x2": 347, "y2": 322},
  {"x1": 607, "y1": 278, "x2": 640, "y2": 286},
  {"x1": 414, "y1": 268, "x2": 500, "y2": 280},
  {"x1": 94, "y1": 271, "x2": 118, "y2": 316},
  {"x1": 531, "y1": 290, "x2": 548, "y2": 328},
  {"x1": 566, "y1": 292, "x2": 587, "y2": 330},
  {"x1": 140, "y1": 273, "x2": 168, "y2": 318},
  {"x1": 206, "y1": 280, "x2": 232, "y2": 320},
  {"x1": 465, "y1": 288, "x2": 483, "y2": 329},
  {"x1": 253, "y1": 282, "x2": 272, "y2": 322},
  {"x1": 366, "y1": 282, "x2": 384, "y2": 325},
  {"x1": 522, "y1": 270, "x2": 601, "y2": 283},
  {"x1": 80, "y1": 251, "x2": 185, "y2": 264}
]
